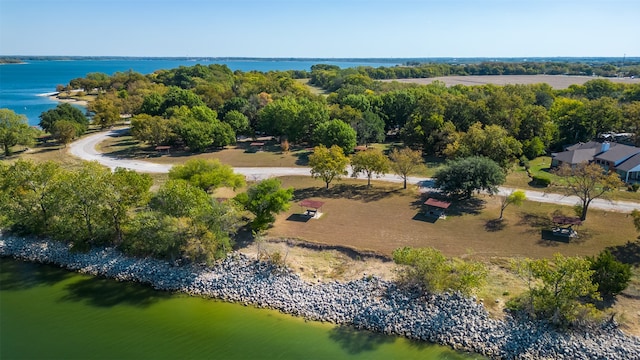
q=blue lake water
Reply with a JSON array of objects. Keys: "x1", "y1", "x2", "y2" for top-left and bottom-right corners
[{"x1": 0, "y1": 59, "x2": 398, "y2": 126}]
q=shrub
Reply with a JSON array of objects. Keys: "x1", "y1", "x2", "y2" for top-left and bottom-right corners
[
  {"x1": 587, "y1": 250, "x2": 631, "y2": 298},
  {"x1": 531, "y1": 175, "x2": 551, "y2": 187},
  {"x1": 632, "y1": 183, "x2": 640, "y2": 192}
]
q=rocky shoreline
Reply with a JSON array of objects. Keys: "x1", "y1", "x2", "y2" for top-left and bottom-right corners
[{"x1": 2, "y1": 234, "x2": 639, "y2": 359}]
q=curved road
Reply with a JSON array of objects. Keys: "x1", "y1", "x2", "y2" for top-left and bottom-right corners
[{"x1": 70, "y1": 129, "x2": 640, "y2": 213}]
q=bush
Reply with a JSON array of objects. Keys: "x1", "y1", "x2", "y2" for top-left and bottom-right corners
[
  {"x1": 531, "y1": 175, "x2": 551, "y2": 187},
  {"x1": 632, "y1": 183, "x2": 640, "y2": 192},
  {"x1": 588, "y1": 250, "x2": 632, "y2": 298}
]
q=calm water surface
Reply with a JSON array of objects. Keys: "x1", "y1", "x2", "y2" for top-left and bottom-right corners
[
  {"x1": 0, "y1": 59, "x2": 398, "y2": 126},
  {"x1": 0, "y1": 258, "x2": 483, "y2": 360}
]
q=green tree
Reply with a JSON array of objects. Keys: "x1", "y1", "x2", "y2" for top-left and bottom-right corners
[
  {"x1": 168, "y1": 159, "x2": 245, "y2": 193},
  {"x1": 235, "y1": 178, "x2": 293, "y2": 231},
  {"x1": 0, "y1": 109, "x2": 36, "y2": 156},
  {"x1": 308, "y1": 145, "x2": 349, "y2": 189},
  {"x1": 131, "y1": 114, "x2": 175, "y2": 146},
  {"x1": 0, "y1": 159, "x2": 62, "y2": 235},
  {"x1": 89, "y1": 96, "x2": 120, "y2": 128},
  {"x1": 313, "y1": 119, "x2": 357, "y2": 154},
  {"x1": 511, "y1": 254, "x2": 600, "y2": 326},
  {"x1": 223, "y1": 110, "x2": 250, "y2": 136},
  {"x1": 587, "y1": 250, "x2": 631, "y2": 298},
  {"x1": 499, "y1": 190, "x2": 526, "y2": 220},
  {"x1": 389, "y1": 148, "x2": 424, "y2": 189},
  {"x1": 103, "y1": 168, "x2": 152, "y2": 244},
  {"x1": 392, "y1": 247, "x2": 487, "y2": 296},
  {"x1": 39, "y1": 103, "x2": 88, "y2": 134},
  {"x1": 51, "y1": 120, "x2": 78, "y2": 147},
  {"x1": 434, "y1": 156, "x2": 506, "y2": 198},
  {"x1": 354, "y1": 111, "x2": 385, "y2": 146},
  {"x1": 350, "y1": 148, "x2": 390, "y2": 187},
  {"x1": 448, "y1": 123, "x2": 522, "y2": 168},
  {"x1": 554, "y1": 163, "x2": 624, "y2": 221}
]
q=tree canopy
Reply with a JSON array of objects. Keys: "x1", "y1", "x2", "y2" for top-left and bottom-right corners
[
  {"x1": 235, "y1": 178, "x2": 294, "y2": 231},
  {"x1": 308, "y1": 145, "x2": 349, "y2": 189},
  {"x1": 168, "y1": 159, "x2": 245, "y2": 193},
  {"x1": 0, "y1": 108, "x2": 36, "y2": 156},
  {"x1": 434, "y1": 156, "x2": 505, "y2": 198},
  {"x1": 350, "y1": 148, "x2": 390, "y2": 187}
]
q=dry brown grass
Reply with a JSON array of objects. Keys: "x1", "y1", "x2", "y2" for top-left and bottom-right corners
[
  {"x1": 98, "y1": 132, "x2": 310, "y2": 168},
  {"x1": 384, "y1": 75, "x2": 640, "y2": 89}
]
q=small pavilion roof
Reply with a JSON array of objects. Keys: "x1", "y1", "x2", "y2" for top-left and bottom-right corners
[
  {"x1": 552, "y1": 215, "x2": 583, "y2": 226},
  {"x1": 299, "y1": 199, "x2": 325, "y2": 209},
  {"x1": 424, "y1": 198, "x2": 451, "y2": 209}
]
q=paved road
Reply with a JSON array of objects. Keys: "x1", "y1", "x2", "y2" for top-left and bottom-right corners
[{"x1": 69, "y1": 129, "x2": 640, "y2": 213}]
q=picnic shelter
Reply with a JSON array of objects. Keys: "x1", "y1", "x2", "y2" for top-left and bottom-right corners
[
  {"x1": 299, "y1": 199, "x2": 325, "y2": 219},
  {"x1": 424, "y1": 198, "x2": 451, "y2": 219}
]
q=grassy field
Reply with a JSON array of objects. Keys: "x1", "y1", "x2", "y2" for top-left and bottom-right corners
[{"x1": 383, "y1": 75, "x2": 640, "y2": 89}]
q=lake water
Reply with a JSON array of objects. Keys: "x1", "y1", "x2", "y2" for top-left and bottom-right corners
[
  {"x1": 0, "y1": 258, "x2": 483, "y2": 360},
  {"x1": 0, "y1": 59, "x2": 398, "y2": 126}
]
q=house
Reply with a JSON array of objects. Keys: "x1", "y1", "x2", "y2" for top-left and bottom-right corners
[
  {"x1": 593, "y1": 143, "x2": 640, "y2": 172},
  {"x1": 551, "y1": 141, "x2": 612, "y2": 168},
  {"x1": 551, "y1": 140, "x2": 640, "y2": 183}
]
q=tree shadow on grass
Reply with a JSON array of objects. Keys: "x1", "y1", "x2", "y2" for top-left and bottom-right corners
[
  {"x1": 606, "y1": 240, "x2": 640, "y2": 266},
  {"x1": 0, "y1": 259, "x2": 74, "y2": 291},
  {"x1": 60, "y1": 276, "x2": 172, "y2": 308},
  {"x1": 485, "y1": 219, "x2": 507, "y2": 232},
  {"x1": 328, "y1": 325, "x2": 395, "y2": 355},
  {"x1": 293, "y1": 184, "x2": 398, "y2": 203}
]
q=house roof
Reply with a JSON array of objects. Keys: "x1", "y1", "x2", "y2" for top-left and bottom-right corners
[
  {"x1": 615, "y1": 153, "x2": 640, "y2": 172},
  {"x1": 565, "y1": 141, "x2": 605, "y2": 151},
  {"x1": 553, "y1": 148, "x2": 597, "y2": 165},
  {"x1": 594, "y1": 143, "x2": 640, "y2": 163}
]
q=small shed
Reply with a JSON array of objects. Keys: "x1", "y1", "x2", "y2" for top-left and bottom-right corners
[
  {"x1": 155, "y1": 145, "x2": 171, "y2": 154},
  {"x1": 551, "y1": 215, "x2": 582, "y2": 238},
  {"x1": 299, "y1": 199, "x2": 325, "y2": 219},
  {"x1": 249, "y1": 142, "x2": 265, "y2": 152},
  {"x1": 424, "y1": 198, "x2": 451, "y2": 219}
]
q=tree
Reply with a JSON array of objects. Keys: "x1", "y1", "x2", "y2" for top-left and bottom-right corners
[
  {"x1": 130, "y1": 114, "x2": 175, "y2": 146},
  {"x1": 554, "y1": 163, "x2": 624, "y2": 221},
  {"x1": 354, "y1": 111, "x2": 385, "y2": 146},
  {"x1": 0, "y1": 108, "x2": 36, "y2": 156},
  {"x1": 587, "y1": 250, "x2": 631, "y2": 298},
  {"x1": 89, "y1": 96, "x2": 120, "y2": 128},
  {"x1": 168, "y1": 159, "x2": 245, "y2": 193},
  {"x1": 434, "y1": 156, "x2": 506, "y2": 198},
  {"x1": 447, "y1": 123, "x2": 522, "y2": 168},
  {"x1": 392, "y1": 247, "x2": 487, "y2": 296},
  {"x1": 312, "y1": 119, "x2": 357, "y2": 154},
  {"x1": 389, "y1": 148, "x2": 423, "y2": 189},
  {"x1": 511, "y1": 254, "x2": 600, "y2": 326},
  {"x1": 499, "y1": 190, "x2": 526, "y2": 220},
  {"x1": 235, "y1": 178, "x2": 293, "y2": 231},
  {"x1": 0, "y1": 159, "x2": 62, "y2": 235},
  {"x1": 39, "y1": 103, "x2": 88, "y2": 134},
  {"x1": 631, "y1": 209, "x2": 640, "y2": 234},
  {"x1": 223, "y1": 110, "x2": 250, "y2": 136},
  {"x1": 350, "y1": 148, "x2": 390, "y2": 187},
  {"x1": 51, "y1": 120, "x2": 77, "y2": 147},
  {"x1": 103, "y1": 168, "x2": 152, "y2": 244},
  {"x1": 308, "y1": 145, "x2": 349, "y2": 189}
]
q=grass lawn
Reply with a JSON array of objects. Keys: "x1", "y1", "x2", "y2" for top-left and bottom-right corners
[{"x1": 264, "y1": 176, "x2": 640, "y2": 334}]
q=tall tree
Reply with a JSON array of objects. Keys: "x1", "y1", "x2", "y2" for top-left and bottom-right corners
[
  {"x1": 312, "y1": 119, "x2": 357, "y2": 154},
  {"x1": 103, "y1": 168, "x2": 152, "y2": 244},
  {"x1": 308, "y1": 145, "x2": 349, "y2": 189},
  {"x1": 51, "y1": 120, "x2": 77, "y2": 147},
  {"x1": 39, "y1": 103, "x2": 88, "y2": 134},
  {"x1": 434, "y1": 156, "x2": 505, "y2": 198},
  {"x1": 235, "y1": 178, "x2": 293, "y2": 231},
  {"x1": 389, "y1": 148, "x2": 424, "y2": 189},
  {"x1": 0, "y1": 109, "x2": 36, "y2": 156},
  {"x1": 350, "y1": 148, "x2": 390, "y2": 187},
  {"x1": 88, "y1": 96, "x2": 120, "y2": 128},
  {"x1": 554, "y1": 163, "x2": 623, "y2": 221}
]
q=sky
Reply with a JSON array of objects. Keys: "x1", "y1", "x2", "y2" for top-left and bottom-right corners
[{"x1": 1, "y1": 0, "x2": 638, "y2": 58}]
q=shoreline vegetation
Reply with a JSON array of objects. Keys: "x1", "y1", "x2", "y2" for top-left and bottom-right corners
[{"x1": 2, "y1": 233, "x2": 639, "y2": 360}]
